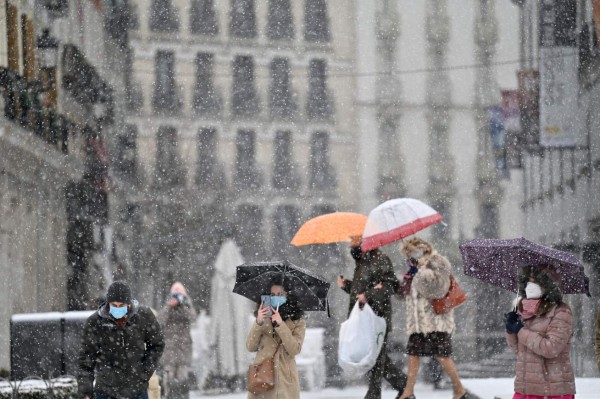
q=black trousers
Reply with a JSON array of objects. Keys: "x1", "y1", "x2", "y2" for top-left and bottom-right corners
[{"x1": 365, "y1": 338, "x2": 407, "y2": 399}]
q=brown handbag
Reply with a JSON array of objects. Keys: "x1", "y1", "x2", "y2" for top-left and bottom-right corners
[
  {"x1": 247, "y1": 342, "x2": 281, "y2": 394},
  {"x1": 431, "y1": 275, "x2": 468, "y2": 314}
]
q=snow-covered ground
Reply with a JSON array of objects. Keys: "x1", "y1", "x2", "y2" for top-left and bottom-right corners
[{"x1": 192, "y1": 378, "x2": 600, "y2": 399}]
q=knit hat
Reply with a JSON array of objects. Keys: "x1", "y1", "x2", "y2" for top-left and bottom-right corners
[{"x1": 106, "y1": 281, "x2": 132, "y2": 303}]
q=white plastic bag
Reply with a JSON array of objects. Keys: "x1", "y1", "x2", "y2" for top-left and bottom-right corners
[{"x1": 338, "y1": 301, "x2": 387, "y2": 378}]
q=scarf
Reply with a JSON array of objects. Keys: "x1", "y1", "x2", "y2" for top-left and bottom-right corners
[{"x1": 518, "y1": 298, "x2": 541, "y2": 320}]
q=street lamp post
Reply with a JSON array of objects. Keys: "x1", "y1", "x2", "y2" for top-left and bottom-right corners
[{"x1": 36, "y1": 29, "x2": 59, "y2": 107}]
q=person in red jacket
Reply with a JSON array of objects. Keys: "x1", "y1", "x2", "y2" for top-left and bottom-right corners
[{"x1": 505, "y1": 265, "x2": 575, "y2": 399}]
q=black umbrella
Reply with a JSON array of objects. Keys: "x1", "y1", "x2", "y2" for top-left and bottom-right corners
[{"x1": 232, "y1": 260, "x2": 330, "y2": 312}]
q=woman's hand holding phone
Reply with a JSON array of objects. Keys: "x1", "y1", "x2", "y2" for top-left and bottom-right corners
[{"x1": 257, "y1": 302, "x2": 272, "y2": 326}]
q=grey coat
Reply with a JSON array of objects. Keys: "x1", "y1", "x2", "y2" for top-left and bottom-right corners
[{"x1": 158, "y1": 300, "x2": 197, "y2": 368}]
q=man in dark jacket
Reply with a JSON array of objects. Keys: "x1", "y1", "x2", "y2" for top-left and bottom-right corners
[
  {"x1": 338, "y1": 237, "x2": 406, "y2": 399},
  {"x1": 78, "y1": 281, "x2": 165, "y2": 399}
]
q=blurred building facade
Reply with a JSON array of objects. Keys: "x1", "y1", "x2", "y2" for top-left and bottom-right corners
[
  {"x1": 515, "y1": 0, "x2": 600, "y2": 376},
  {"x1": 354, "y1": 0, "x2": 525, "y2": 368},
  {"x1": 124, "y1": 0, "x2": 359, "y2": 309},
  {"x1": 0, "y1": 0, "x2": 135, "y2": 369}
]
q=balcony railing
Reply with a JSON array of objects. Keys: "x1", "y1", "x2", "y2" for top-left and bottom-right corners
[{"x1": 0, "y1": 67, "x2": 76, "y2": 154}]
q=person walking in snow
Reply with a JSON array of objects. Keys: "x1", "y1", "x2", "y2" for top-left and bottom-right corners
[
  {"x1": 396, "y1": 237, "x2": 467, "y2": 399},
  {"x1": 338, "y1": 236, "x2": 407, "y2": 399},
  {"x1": 158, "y1": 282, "x2": 197, "y2": 399},
  {"x1": 596, "y1": 309, "x2": 600, "y2": 374},
  {"x1": 505, "y1": 265, "x2": 575, "y2": 399},
  {"x1": 78, "y1": 281, "x2": 165, "y2": 399}
]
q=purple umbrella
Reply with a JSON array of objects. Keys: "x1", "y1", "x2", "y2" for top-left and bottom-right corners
[{"x1": 459, "y1": 237, "x2": 590, "y2": 295}]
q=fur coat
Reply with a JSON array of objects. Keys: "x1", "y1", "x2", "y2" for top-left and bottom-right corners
[{"x1": 405, "y1": 251, "x2": 455, "y2": 335}]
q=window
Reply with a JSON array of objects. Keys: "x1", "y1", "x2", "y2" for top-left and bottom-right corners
[
  {"x1": 232, "y1": 56, "x2": 259, "y2": 116},
  {"x1": 155, "y1": 126, "x2": 185, "y2": 187},
  {"x1": 235, "y1": 204, "x2": 264, "y2": 260},
  {"x1": 190, "y1": 0, "x2": 218, "y2": 35},
  {"x1": 234, "y1": 129, "x2": 262, "y2": 189},
  {"x1": 272, "y1": 131, "x2": 299, "y2": 190},
  {"x1": 304, "y1": 0, "x2": 330, "y2": 42},
  {"x1": 272, "y1": 205, "x2": 301, "y2": 257},
  {"x1": 230, "y1": 0, "x2": 256, "y2": 38},
  {"x1": 309, "y1": 131, "x2": 336, "y2": 190},
  {"x1": 193, "y1": 53, "x2": 221, "y2": 115},
  {"x1": 268, "y1": 0, "x2": 294, "y2": 40},
  {"x1": 153, "y1": 51, "x2": 180, "y2": 113},
  {"x1": 195, "y1": 128, "x2": 225, "y2": 188},
  {"x1": 116, "y1": 125, "x2": 138, "y2": 177},
  {"x1": 269, "y1": 58, "x2": 296, "y2": 119},
  {"x1": 306, "y1": 59, "x2": 333, "y2": 120},
  {"x1": 149, "y1": 0, "x2": 179, "y2": 32}
]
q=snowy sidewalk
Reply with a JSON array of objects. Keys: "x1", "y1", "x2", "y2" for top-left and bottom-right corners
[{"x1": 193, "y1": 378, "x2": 600, "y2": 399}]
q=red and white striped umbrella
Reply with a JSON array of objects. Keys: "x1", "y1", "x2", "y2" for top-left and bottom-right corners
[{"x1": 360, "y1": 198, "x2": 443, "y2": 252}]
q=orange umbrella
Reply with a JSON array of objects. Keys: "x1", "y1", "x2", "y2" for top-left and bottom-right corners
[{"x1": 290, "y1": 212, "x2": 367, "y2": 246}]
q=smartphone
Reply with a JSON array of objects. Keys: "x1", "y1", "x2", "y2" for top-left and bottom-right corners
[{"x1": 261, "y1": 295, "x2": 273, "y2": 317}]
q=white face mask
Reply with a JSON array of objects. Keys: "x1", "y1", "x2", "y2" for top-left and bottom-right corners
[
  {"x1": 411, "y1": 249, "x2": 424, "y2": 260},
  {"x1": 525, "y1": 282, "x2": 543, "y2": 299}
]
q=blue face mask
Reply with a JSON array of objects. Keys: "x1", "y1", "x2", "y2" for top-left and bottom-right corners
[
  {"x1": 109, "y1": 305, "x2": 128, "y2": 319},
  {"x1": 270, "y1": 296, "x2": 287, "y2": 309}
]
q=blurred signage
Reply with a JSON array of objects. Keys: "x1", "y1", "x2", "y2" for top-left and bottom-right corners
[
  {"x1": 487, "y1": 106, "x2": 508, "y2": 179},
  {"x1": 502, "y1": 90, "x2": 523, "y2": 168},
  {"x1": 539, "y1": 0, "x2": 579, "y2": 147}
]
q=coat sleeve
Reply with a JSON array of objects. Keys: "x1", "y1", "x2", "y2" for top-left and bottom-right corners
[
  {"x1": 185, "y1": 301, "x2": 198, "y2": 321},
  {"x1": 517, "y1": 305, "x2": 573, "y2": 359},
  {"x1": 142, "y1": 308, "x2": 165, "y2": 379},
  {"x1": 246, "y1": 320, "x2": 271, "y2": 352},
  {"x1": 506, "y1": 332, "x2": 518, "y2": 354},
  {"x1": 77, "y1": 316, "x2": 98, "y2": 397},
  {"x1": 364, "y1": 255, "x2": 397, "y2": 303},
  {"x1": 275, "y1": 318, "x2": 306, "y2": 357},
  {"x1": 596, "y1": 310, "x2": 600, "y2": 373}
]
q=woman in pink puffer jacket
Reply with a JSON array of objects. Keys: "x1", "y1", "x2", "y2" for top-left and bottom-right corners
[{"x1": 505, "y1": 265, "x2": 575, "y2": 399}]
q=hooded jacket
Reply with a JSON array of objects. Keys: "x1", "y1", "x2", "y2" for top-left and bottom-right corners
[
  {"x1": 78, "y1": 300, "x2": 165, "y2": 398},
  {"x1": 505, "y1": 266, "x2": 575, "y2": 397}
]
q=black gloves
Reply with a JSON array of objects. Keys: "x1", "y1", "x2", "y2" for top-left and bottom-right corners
[
  {"x1": 505, "y1": 311, "x2": 524, "y2": 334},
  {"x1": 407, "y1": 265, "x2": 418, "y2": 277}
]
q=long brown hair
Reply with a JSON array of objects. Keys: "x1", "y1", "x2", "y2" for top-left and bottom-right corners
[{"x1": 517, "y1": 265, "x2": 563, "y2": 316}]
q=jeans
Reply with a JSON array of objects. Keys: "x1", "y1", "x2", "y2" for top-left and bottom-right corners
[{"x1": 95, "y1": 391, "x2": 149, "y2": 399}]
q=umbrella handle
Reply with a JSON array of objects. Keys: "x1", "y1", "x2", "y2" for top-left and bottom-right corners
[{"x1": 512, "y1": 294, "x2": 521, "y2": 312}]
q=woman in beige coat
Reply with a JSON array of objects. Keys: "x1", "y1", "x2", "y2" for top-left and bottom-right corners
[
  {"x1": 505, "y1": 265, "x2": 575, "y2": 398},
  {"x1": 246, "y1": 275, "x2": 306, "y2": 399}
]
